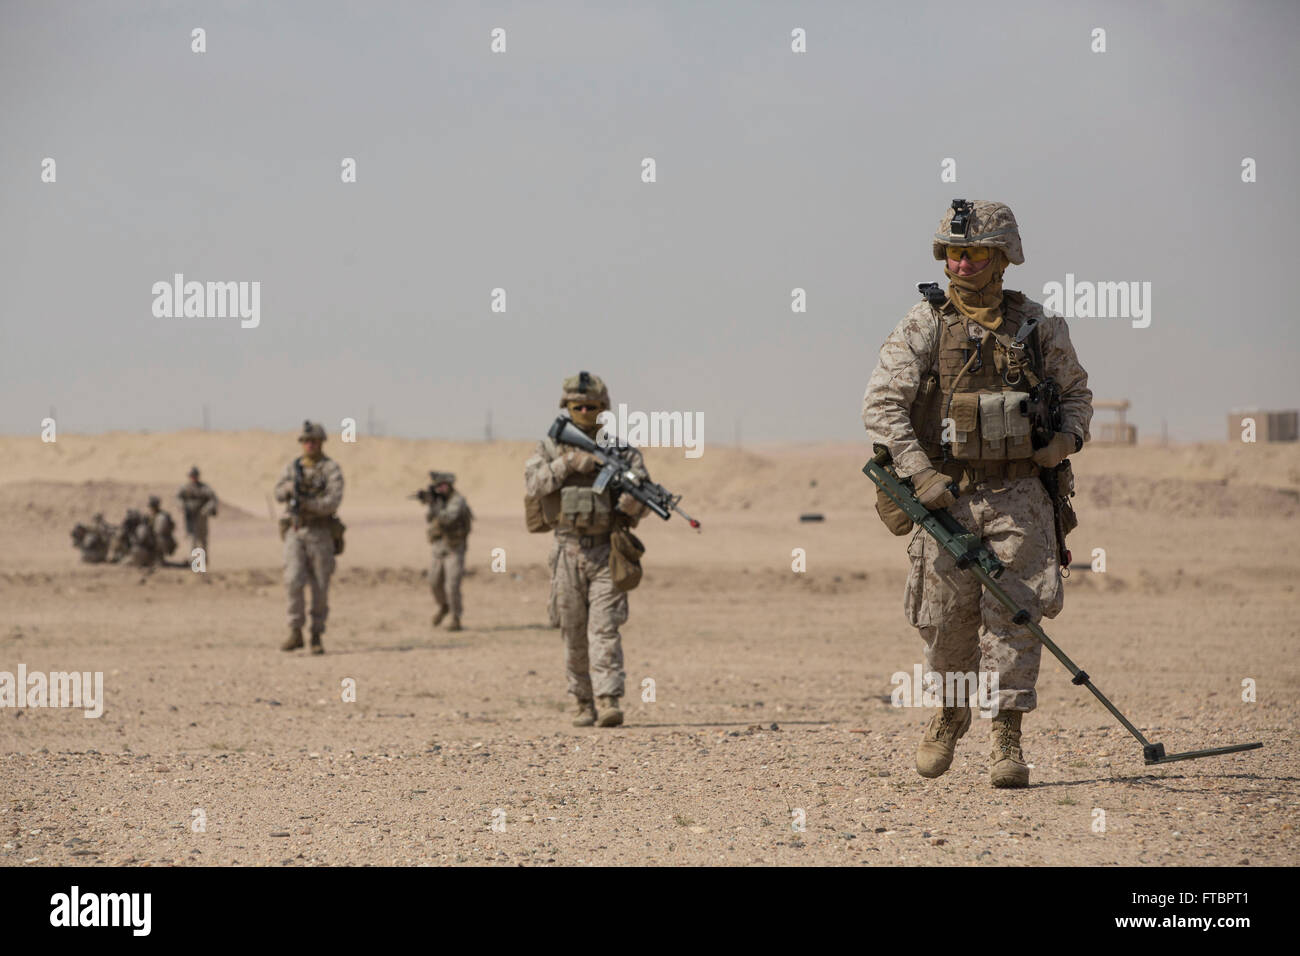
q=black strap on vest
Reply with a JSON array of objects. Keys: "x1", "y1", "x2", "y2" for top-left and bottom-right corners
[{"x1": 987, "y1": 292, "x2": 1044, "y2": 389}]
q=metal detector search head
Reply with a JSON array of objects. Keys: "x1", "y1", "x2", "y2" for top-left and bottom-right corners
[{"x1": 1143, "y1": 741, "x2": 1263, "y2": 766}]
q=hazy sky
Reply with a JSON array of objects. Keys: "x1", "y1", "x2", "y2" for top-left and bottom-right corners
[{"x1": 3, "y1": 0, "x2": 1297, "y2": 443}]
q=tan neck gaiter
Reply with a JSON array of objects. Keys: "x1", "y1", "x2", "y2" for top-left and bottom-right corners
[{"x1": 945, "y1": 251, "x2": 1008, "y2": 331}]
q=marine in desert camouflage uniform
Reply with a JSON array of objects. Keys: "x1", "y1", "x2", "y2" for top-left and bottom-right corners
[
  {"x1": 110, "y1": 508, "x2": 158, "y2": 567},
  {"x1": 70, "y1": 513, "x2": 113, "y2": 564},
  {"x1": 862, "y1": 199, "x2": 1092, "y2": 788},
  {"x1": 273, "y1": 421, "x2": 344, "y2": 655},
  {"x1": 146, "y1": 495, "x2": 177, "y2": 561},
  {"x1": 524, "y1": 371, "x2": 649, "y2": 728},
  {"x1": 425, "y1": 472, "x2": 472, "y2": 632},
  {"x1": 176, "y1": 466, "x2": 218, "y2": 562}
]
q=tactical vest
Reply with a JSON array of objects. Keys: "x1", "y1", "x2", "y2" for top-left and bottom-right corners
[
  {"x1": 912, "y1": 290, "x2": 1044, "y2": 478},
  {"x1": 179, "y1": 483, "x2": 211, "y2": 515},
  {"x1": 286, "y1": 456, "x2": 339, "y2": 528},
  {"x1": 529, "y1": 435, "x2": 614, "y2": 536},
  {"x1": 429, "y1": 493, "x2": 472, "y2": 545}
]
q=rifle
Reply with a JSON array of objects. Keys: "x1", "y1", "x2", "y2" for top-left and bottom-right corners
[
  {"x1": 862, "y1": 447, "x2": 1261, "y2": 767},
  {"x1": 548, "y1": 417, "x2": 701, "y2": 529},
  {"x1": 288, "y1": 457, "x2": 305, "y2": 529},
  {"x1": 408, "y1": 486, "x2": 444, "y2": 505},
  {"x1": 1020, "y1": 377, "x2": 1077, "y2": 568}
]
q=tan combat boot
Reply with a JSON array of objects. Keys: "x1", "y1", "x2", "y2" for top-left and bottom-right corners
[
  {"x1": 596, "y1": 695, "x2": 623, "y2": 728},
  {"x1": 915, "y1": 705, "x2": 971, "y2": 778},
  {"x1": 572, "y1": 698, "x2": 597, "y2": 727},
  {"x1": 310, "y1": 630, "x2": 325, "y2": 656},
  {"x1": 432, "y1": 606, "x2": 448, "y2": 627},
  {"x1": 446, "y1": 618, "x2": 462, "y2": 632},
  {"x1": 280, "y1": 626, "x2": 303, "y2": 652},
  {"x1": 990, "y1": 711, "x2": 1030, "y2": 788}
]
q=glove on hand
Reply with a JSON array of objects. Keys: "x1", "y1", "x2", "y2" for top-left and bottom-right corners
[
  {"x1": 1032, "y1": 431, "x2": 1077, "y2": 469},
  {"x1": 617, "y1": 496, "x2": 646, "y2": 518},
  {"x1": 911, "y1": 468, "x2": 956, "y2": 511},
  {"x1": 567, "y1": 450, "x2": 600, "y2": 474}
]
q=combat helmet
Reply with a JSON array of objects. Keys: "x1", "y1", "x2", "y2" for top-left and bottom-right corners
[
  {"x1": 298, "y1": 420, "x2": 326, "y2": 442},
  {"x1": 559, "y1": 371, "x2": 610, "y2": 410},
  {"x1": 933, "y1": 199, "x2": 1024, "y2": 265}
]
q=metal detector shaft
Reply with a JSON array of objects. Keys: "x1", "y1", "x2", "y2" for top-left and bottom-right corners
[{"x1": 966, "y1": 562, "x2": 1153, "y2": 747}]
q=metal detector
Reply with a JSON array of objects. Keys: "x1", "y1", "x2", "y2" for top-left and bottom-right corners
[{"x1": 864, "y1": 449, "x2": 1263, "y2": 766}]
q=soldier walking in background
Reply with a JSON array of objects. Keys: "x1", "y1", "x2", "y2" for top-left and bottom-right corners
[
  {"x1": 524, "y1": 371, "x2": 650, "y2": 728},
  {"x1": 273, "y1": 421, "x2": 345, "y2": 655},
  {"x1": 862, "y1": 200, "x2": 1092, "y2": 788},
  {"x1": 420, "y1": 471, "x2": 472, "y2": 631},
  {"x1": 177, "y1": 466, "x2": 218, "y2": 562}
]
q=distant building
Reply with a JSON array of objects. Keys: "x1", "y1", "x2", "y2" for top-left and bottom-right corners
[
  {"x1": 1095, "y1": 422, "x2": 1137, "y2": 444},
  {"x1": 1091, "y1": 400, "x2": 1137, "y2": 445},
  {"x1": 1228, "y1": 410, "x2": 1299, "y2": 443}
]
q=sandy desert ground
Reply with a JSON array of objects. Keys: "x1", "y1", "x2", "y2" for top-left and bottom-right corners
[{"x1": 1, "y1": 431, "x2": 1297, "y2": 866}]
